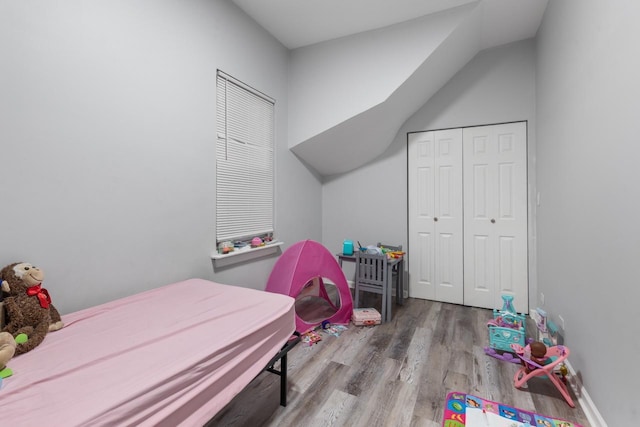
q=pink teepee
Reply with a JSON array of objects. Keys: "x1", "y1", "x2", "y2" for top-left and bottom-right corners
[{"x1": 265, "y1": 240, "x2": 353, "y2": 333}]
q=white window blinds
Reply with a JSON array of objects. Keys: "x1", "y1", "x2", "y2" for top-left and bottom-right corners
[{"x1": 216, "y1": 71, "x2": 275, "y2": 243}]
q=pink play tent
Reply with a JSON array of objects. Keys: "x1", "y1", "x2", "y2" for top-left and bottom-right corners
[{"x1": 265, "y1": 240, "x2": 353, "y2": 333}]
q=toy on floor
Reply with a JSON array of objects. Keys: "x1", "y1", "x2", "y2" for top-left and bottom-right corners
[
  {"x1": 484, "y1": 294, "x2": 526, "y2": 363},
  {"x1": 559, "y1": 362, "x2": 569, "y2": 384},
  {"x1": 443, "y1": 391, "x2": 583, "y2": 426},
  {"x1": 539, "y1": 318, "x2": 560, "y2": 347},
  {"x1": 513, "y1": 340, "x2": 550, "y2": 373},
  {"x1": 511, "y1": 343, "x2": 575, "y2": 407},
  {"x1": 352, "y1": 308, "x2": 381, "y2": 326},
  {"x1": 321, "y1": 323, "x2": 347, "y2": 337},
  {"x1": 531, "y1": 307, "x2": 547, "y2": 332},
  {"x1": 301, "y1": 330, "x2": 322, "y2": 346}
]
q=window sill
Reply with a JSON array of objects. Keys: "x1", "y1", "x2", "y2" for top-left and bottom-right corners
[{"x1": 211, "y1": 241, "x2": 283, "y2": 268}]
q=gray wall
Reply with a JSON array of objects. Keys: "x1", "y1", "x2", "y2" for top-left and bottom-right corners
[
  {"x1": 322, "y1": 40, "x2": 536, "y2": 292},
  {"x1": 536, "y1": 1, "x2": 640, "y2": 424},
  {"x1": 0, "y1": 0, "x2": 322, "y2": 315}
]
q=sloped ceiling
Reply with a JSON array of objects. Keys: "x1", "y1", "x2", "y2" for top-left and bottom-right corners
[
  {"x1": 232, "y1": 0, "x2": 548, "y2": 177},
  {"x1": 232, "y1": 0, "x2": 478, "y2": 49}
]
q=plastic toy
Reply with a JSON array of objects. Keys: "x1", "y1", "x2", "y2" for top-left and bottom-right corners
[
  {"x1": 558, "y1": 362, "x2": 568, "y2": 384},
  {"x1": 217, "y1": 241, "x2": 234, "y2": 254},
  {"x1": 352, "y1": 307, "x2": 381, "y2": 326},
  {"x1": 484, "y1": 294, "x2": 526, "y2": 361},
  {"x1": 301, "y1": 330, "x2": 322, "y2": 346},
  {"x1": 483, "y1": 347, "x2": 522, "y2": 364},
  {"x1": 322, "y1": 324, "x2": 347, "y2": 337},
  {"x1": 538, "y1": 319, "x2": 560, "y2": 347},
  {"x1": 518, "y1": 341, "x2": 550, "y2": 373},
  {"x1": 531, "y1": 307, "x2": 547, "y2": 332},
  {"x1": 511, "y1": 343, "x2": 575, "y2": 407},
  {"x1": 342, "y1": 240, "x2": 354, "y2": 255}
]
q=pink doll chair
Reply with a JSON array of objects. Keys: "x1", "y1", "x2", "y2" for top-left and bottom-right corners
[
  {"x1": 265, "y1": 240, "x2": 353, "y2": 334},
  {"x1": 511, "y1": 343, "x2": 575, "y2": 407}
]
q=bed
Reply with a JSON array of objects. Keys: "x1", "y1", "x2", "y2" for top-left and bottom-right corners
[{"x1": 1, "y1": 278, "x2": 299, "y2": 426}]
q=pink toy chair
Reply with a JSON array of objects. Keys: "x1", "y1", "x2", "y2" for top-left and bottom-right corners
[
  {"x1": 265, "y1": 240, "x2": 353, "y2": 334},
  {"x1": 511, "y1": 343, "x2": 575, "y2": 407}
]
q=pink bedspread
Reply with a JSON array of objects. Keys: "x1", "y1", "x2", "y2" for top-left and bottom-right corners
[{"x1": 1, "y1": 278, "x2": 295, "y2": 426}]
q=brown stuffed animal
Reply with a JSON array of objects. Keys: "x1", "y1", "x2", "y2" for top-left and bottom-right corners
[{"x1": 0, "y1": 262, "x2": 63, "y2": 355}]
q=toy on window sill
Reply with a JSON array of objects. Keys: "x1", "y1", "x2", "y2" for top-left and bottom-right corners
[{"x1": 218, "y1": 241, "x2": 234, "y2": 254}]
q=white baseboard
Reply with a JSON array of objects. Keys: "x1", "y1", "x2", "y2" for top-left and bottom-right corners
[{"x1": 565, "y1": 360, "x2": 608, "y2": 427}]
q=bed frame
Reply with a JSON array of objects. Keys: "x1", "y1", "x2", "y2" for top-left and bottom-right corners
[{"x1": 264, "y1": 330, "x2": 301, "y2": 406}]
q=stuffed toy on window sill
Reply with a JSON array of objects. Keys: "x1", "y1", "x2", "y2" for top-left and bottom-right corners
[{"x1": 0, "y1": 262, "x2": 63, "y2": 355}]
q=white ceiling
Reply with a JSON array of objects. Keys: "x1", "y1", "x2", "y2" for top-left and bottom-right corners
[
  {"x1": 231, "y1": 0, "x2": 548, "y2": 176},
  {"x1": 231, "y1": 0, "x2": 547, "y2": 50}
]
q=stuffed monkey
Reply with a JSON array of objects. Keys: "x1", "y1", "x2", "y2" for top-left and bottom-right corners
[{"x1": 1, "y1": 263, "x2": 63, "y2": 355}]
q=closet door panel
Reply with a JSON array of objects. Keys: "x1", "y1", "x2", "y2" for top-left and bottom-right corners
[
  {"x1": 463, "y1": 122, "x2": 528, "y2": 313},
  {"x1": 414, "y1": 231, "x2": 434, "y2": 299},
  {"x1": 408, "y1": 129, "x2": 463, "y2": 303},
  {"x1": 433, "y1": 130, "x2": 463, "y2": 303},
  {"x1": 408, "y1": 132, "x2": 436, "y2": 299},
  {"x1": 469, "y1": 233, "x2": 493, "y2": 307},
  {"x1": 435, "y1": 231, "x2": 459, "y2": 303}
]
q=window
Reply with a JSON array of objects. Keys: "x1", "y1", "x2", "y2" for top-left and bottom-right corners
[{"x1": 216, "y1": 70, "x2": 275, "y2": 245}]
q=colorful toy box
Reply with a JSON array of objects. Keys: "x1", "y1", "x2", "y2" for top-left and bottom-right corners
[{"x1": 352, "y1": 308, "x2": 381, "y2": 326}]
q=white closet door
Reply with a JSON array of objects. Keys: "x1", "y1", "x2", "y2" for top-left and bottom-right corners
[
  {"x1": 408, "y1": 129, "x2": 463, "y2": 304},
  {"x1": 463, "y1": 122, "x2": 528, "y2": 313}
]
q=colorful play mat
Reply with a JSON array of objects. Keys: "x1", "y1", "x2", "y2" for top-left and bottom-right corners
[{"x1": 443, "y1": 392, "x2": 583, "y2": 427}]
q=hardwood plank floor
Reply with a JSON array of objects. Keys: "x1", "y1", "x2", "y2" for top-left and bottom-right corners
[{"x1": 207, "y1": 296, "x2": 591, "y2": 427}]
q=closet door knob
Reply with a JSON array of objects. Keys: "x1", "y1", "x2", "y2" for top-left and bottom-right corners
[
  {"x1": 491, "y1": 218, "x2": 496, "y2": 224},
  {"x1": 434, "y1": 217, "x2": 438, "y2": 222}
]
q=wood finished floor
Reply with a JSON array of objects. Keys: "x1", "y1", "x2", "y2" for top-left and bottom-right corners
[{"x1": 207, "y1": 295, "x2": 591, "y2": 427}]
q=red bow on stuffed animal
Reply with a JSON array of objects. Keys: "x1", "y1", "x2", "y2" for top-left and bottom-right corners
[{"x1": 26, "y1": 284, "x2": 51, "y2": 309}]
